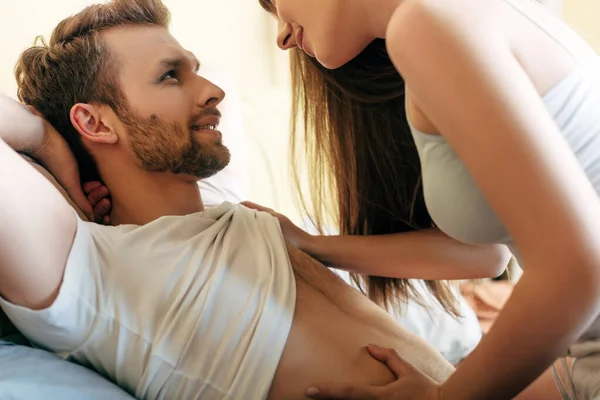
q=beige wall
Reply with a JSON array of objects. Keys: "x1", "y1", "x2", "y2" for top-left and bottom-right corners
[
  {"x1": 0, "y1": 0, "x2": 287, "y2": 97},
  {"x1": 564, "y1": 0, "x2": 600, "y2": 52}
]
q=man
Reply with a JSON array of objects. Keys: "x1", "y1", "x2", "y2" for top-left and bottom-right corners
[{"x1": 0, "y1": 0, "x2": 454, "y2": 398}]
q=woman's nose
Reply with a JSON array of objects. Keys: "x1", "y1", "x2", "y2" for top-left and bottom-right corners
[{"x1": 276, "y1": 21, "x2": 297, "y2": 50}]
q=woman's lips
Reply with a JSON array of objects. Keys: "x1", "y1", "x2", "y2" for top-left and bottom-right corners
[{"x1": 296, "y1": 27, "x2": 315, "y2": 58}]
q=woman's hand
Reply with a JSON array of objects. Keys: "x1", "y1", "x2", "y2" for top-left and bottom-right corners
[
  {"x1": 306, "y1": 345, "x2": 443, "y2": 400},
  {"x1": 241, "y1": 201, "x2": 313, "y2": 248},
  {"x1": 83, "y1": 181, "x2": 112, "y2": 224}
]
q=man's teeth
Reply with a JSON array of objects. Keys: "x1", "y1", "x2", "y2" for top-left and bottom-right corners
[{"x1": 192, "y1": 124, "x2": 217, "y2": 131}]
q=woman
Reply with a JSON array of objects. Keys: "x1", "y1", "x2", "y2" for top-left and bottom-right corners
[{"x1": 244, "y1": 0, "x2": 600, "y2": 398}]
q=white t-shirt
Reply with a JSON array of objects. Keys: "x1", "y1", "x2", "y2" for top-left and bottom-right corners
[{"x1": 0, "y1": 203, "x2": 296, "y2": 400}]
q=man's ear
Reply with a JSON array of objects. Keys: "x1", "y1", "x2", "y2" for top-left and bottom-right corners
[{"x1": 70, "y1": 103, "x2": 118, "y2": 144}]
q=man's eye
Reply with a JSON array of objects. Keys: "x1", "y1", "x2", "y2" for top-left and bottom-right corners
[{"x1": 160, "y1": 70, "x2": 178, "y2": 82}]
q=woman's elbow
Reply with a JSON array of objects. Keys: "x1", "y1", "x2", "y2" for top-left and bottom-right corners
[{"x1": 479, "y1": 244, "x2": 513, "y2": 278}]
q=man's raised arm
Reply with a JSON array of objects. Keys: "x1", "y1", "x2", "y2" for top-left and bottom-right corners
[{"x1": 0, "y1": 93, "x2": 88, "y2": 310}]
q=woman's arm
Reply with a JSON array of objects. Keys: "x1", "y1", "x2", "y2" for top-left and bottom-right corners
[
  {"x1": 302, "y1": 230, "x2": 510, "y2": 279},
  {"x1": 385, "y1": 0, "x2": 600, "y2": 398},
  {"x1": 242, "y1": 202, "x2": 511, "y2": 279}
]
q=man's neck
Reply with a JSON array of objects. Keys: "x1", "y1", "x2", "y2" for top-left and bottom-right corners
[{"x1": 104, "y1": 168, "x2": 204, "y2": 226}]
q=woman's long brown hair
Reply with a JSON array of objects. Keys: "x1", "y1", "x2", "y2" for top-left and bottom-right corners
[{"x1": 290, "y1": 39, "x2": 459, "y2": 316}]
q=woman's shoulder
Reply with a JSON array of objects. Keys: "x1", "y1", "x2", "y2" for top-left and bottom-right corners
[{"x1": 384, "y1": 0, "x2": 510, "y2": 59}]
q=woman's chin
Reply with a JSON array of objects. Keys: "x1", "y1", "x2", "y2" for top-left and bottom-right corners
[
  {"x1": 317, "y1": 55, "x2": 351, "y2": 70},
  {"x1": 315, "y1": 45, "x2": 368, "y2": 70}
]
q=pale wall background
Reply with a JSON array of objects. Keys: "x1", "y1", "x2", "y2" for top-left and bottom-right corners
[
  {"x1": 0, "y1": 0, "x2": 598, "y2": 223},
  {"x1": 564, "y1": 0, "x2": 600, "y2": 51}
]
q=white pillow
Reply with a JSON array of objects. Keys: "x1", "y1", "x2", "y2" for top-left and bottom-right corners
[{"x1": 386, "y1": 281, "x2": 482, "y2": 365}]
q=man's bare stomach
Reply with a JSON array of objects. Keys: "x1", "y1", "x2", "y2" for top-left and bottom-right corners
[{"x1": 267, "y1": 245, "x2": 454, "y2": 399}]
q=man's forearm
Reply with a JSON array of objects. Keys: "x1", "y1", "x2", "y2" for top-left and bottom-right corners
[{"x1": 0, "y1": 93, "x2": 46, "y2": 153}]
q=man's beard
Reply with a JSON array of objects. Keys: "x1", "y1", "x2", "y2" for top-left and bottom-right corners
[{"x1": 119, "y1": 108, "x2": 231, "y2": 180}]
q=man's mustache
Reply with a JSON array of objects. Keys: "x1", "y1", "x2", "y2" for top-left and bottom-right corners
[{"x1": 189, "y1": 107, "x2": 221, "y2": 127}]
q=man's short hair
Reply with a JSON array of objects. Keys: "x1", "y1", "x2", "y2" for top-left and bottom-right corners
[{"x1": 15, "y1": 0, "x2": 170, "y2": 181}]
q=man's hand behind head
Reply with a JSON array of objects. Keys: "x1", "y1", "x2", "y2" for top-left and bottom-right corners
[
  {"x1": 29, "y1": 109, "x2": 94, "y2": 221},
  {"x1": 83, "y1": 181, "x2": 112, "y2": 224}
]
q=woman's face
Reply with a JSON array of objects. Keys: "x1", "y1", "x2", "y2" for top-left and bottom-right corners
[{"x1": 259, "y1": 0, "x2": 373, "y2": 69}]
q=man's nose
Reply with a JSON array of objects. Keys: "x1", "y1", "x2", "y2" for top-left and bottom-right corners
[{"x1": 195, "y1": 77, "x2": 225, "y2": 108}]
